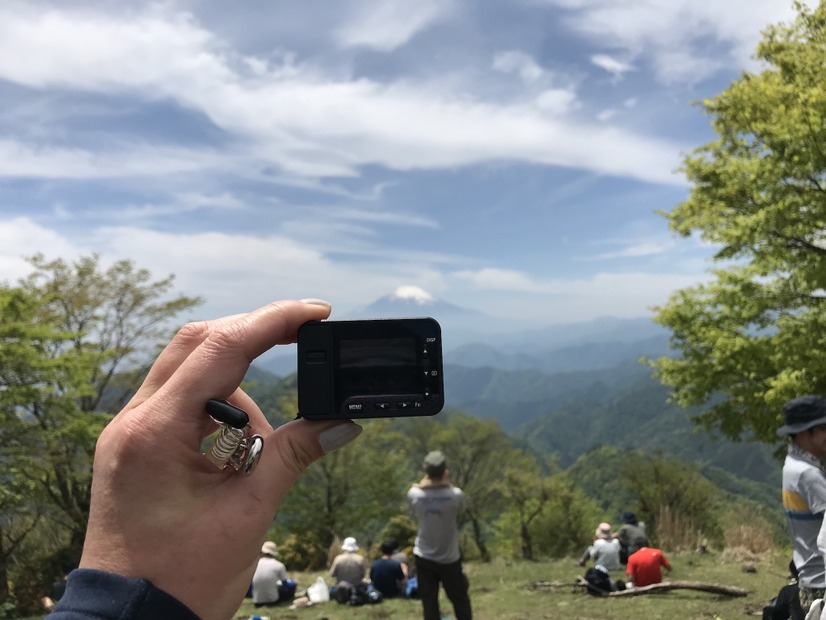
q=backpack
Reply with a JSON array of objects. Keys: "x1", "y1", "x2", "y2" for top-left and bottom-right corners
[
  {"x1": 334, "y1": 581, "x2": 354, "y2": 604},
  {"x1": 584, "y1": 567, "x2": 612, "y2": 596},
  {"x1": 277, "y1": 579, "x2": 297, "y2": 602},
  {"x1": 762, "y1": 583, "x2": 803, "y2": 620}
]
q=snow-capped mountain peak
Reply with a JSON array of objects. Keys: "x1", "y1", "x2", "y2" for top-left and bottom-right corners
[{"x1": 390, "y1": 285, "x2": 435, "y2": 305}]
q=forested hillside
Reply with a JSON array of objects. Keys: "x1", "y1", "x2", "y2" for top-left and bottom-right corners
[
  {"x1": 246, "y1": 359, "x2": 782, "y2": 530},
  {"x1": 443, "y1": 359, "x2": 780, "y2": 486}
]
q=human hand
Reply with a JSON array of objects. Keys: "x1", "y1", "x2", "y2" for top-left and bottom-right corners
[{"x1": 78, "y1": 299, "x2": 363, "y2": 620}]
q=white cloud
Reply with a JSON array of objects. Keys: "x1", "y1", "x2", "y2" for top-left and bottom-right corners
[
  {"x1": 492, "y1": 51, "x2": 545, "y2": 83},
  {"x1": 454, "y1": 268, "x2": 542, "y2": 292},
  {"x1": 0, "y1": 218, "x2": 80, "y2": 283},
  {"x1": 582, "y1": 239, "x2": 677, "y2": 260},
  {"x1": 544, "y1": 0, "x2": 815, "y2": 85},
  {"x1": 535, "y1": 89, "x2": 578, "y2": 115},
  {"x1": 591, "y1": 54, "x2": 635, "y2": 79},
  {"x1": 0, "y1": 4, "x2": 685, "y2": 186},
  {"x1": 67, "y1": 225, "x2": 450, "y2": 319},
  {"x1": 453, "y1": 266, "x2": 711, "y2": 322},
  {"x1": 335, "y1": 0, "x2": 456, "y2": 51},
  {"x1": 0, "y1": 139, "x2": 218, "y2": 179}
]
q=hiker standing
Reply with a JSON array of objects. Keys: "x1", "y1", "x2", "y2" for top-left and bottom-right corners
[{"x1": 408, "y1": 450, "x2": 472, "y2": 620}]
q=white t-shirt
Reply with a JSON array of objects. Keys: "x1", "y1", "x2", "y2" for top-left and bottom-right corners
[{"x1": 784, "y1": 446, "x2": 826, "y2": 588}]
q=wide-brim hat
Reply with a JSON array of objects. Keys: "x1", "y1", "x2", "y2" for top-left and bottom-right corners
[
  {"x1": 777, "y1": 395, "x2": 826, "y2": 436},
  {"x1": 595, "y1": 523, "x2": 612, "y2": 539},
  {"x1": 341, "y1": 537, "x2": 359, "y2": 552},
  {"x1": 261, "y1": 541, "x2": 278, "y2": 557}
]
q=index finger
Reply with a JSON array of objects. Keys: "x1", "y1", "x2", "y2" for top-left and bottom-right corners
[{"x1": 151, "y1": 299, "x2": 331, "y2": 423}]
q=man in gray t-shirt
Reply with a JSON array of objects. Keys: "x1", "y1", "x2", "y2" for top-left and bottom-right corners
[
  {"x1": 408, "y1": 450, "x2": 472, "y2": 620},
  {"x1": 778, "y1": 395, "x2": 826, "y2": 611}
]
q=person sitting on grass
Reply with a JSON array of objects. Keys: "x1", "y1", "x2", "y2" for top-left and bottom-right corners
[
  {"x1": 625, "y1": 546, "x2": 671, "y2": 588},
  {"x1": 370, "y1": 540, "x2": 406, "y2": 599},
  {"x1": 251, "y1": 541, "x2": 288, "y2": 607},
  {"x1": 578, "y1": 523, "x2": 621, "y2": 572}
]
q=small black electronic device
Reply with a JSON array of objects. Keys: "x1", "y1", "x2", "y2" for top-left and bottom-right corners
[{"x1": 297, "y1": 318, "x2": 444, "y2": 420}]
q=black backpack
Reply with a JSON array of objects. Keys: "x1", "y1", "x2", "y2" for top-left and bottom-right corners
[{"x1": 584, "y1": 567, "x2": 612, "y2": 595}]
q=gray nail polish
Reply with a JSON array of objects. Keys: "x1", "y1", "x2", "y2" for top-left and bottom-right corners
[{"x1": 318, "y1": 423, "x2": 363, "y2": 453}]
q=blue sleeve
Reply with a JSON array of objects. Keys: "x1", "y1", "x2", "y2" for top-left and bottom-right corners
[{"x1": 49, "y1": 569, "x2": 200, "y2": 620}]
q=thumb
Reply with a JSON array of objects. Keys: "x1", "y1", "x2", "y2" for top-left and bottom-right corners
[{"x1": 251, "y1": 419, "x2": 363, "y2": 507}]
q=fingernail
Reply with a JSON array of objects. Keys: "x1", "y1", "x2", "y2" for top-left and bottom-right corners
[
  {"x1": 318, "y1": 422, "x2": 362, "y2": 453},
  {"x1": 300, "y1": 298, "x2": 331, "y2": 309}
]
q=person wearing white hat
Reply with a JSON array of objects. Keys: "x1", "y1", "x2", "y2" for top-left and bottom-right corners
[
  {"x1": 578, "y1": 523, "x2": 621, "y2": 572},
  {"x1": 252, "y1": 541, "x2": 288, "y2": 607},
  {"x1": 779, "y1": 395, "x2": 826, "y2": 611},
  {"x1": 330, "y1": 537, "x2": 366, "y2": 586}
]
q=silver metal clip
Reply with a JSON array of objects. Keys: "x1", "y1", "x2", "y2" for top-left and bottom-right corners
[{"x1": 204, "y1": 400, "x2": 264, "y2": 476}]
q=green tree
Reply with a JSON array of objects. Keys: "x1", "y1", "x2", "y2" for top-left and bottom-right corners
[
  {"x1": 275, "y1": 418, "x2": 410, "y2": 568},
  {"x1": 495, "y1": 472, "x2": 600, "y2": 560},
  {"x1": 621, "y1": 454, "x2": 721, "y2": 547},
  {"x1": 0, "y1": 255, "x2": 200, "y2": 602},
  {"x1": 493, "y1": 452, "x2": 552, "y2": 560},
  {"x1": 650, "y1": 1, "x2": 826, "y2": 443},
  {"x1": 0, "y1": 287, "x2": 100, "y2": 607},
  {"x1": 425, "y1": 413, "x2": 515, "y2": 562}
]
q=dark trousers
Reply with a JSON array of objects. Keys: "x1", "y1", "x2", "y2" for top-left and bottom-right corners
[{"x1": 414, "y1": 555, "x2": 472, "y2": 620}]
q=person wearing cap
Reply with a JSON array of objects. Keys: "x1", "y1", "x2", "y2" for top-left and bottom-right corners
[
  {"x1": 408, "y1": 450, "x2": 472, "y2": 620},
  {"x1": 251, "y1": 541, "x2": 289, "y2": 607},
  {"x1": 330, "y1": 537, "x2": 367, "y2": 586},
  {"x1": 778, "y1": 395, "x2": 826, "y2": 610},
  {"x1": 614, "y1": 511, "x2": 649, "y2": 565},
  {"x1": 578, "y1": 523, "x2": 621, "y2": 571}
]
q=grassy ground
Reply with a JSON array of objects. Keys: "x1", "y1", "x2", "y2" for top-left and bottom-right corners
[{"x1": 234, "y1": 550, "x2": 791, "y2": 620}]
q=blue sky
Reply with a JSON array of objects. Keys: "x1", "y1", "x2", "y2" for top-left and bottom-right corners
[{"x1": 0, "y1": 0, "x2": 809, "y2": 327}]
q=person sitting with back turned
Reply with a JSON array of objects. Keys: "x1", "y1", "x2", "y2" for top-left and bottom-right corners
[
  {"x1": 48, "y1": 299, "x2": 364, "y2": 620},
  {"x1": 252, "y1": 541, "x2": 288, "y2": 607},
  {"x1": 330, "y1": 537, "x2": 367, "y2": 586},
  {"x1": 386, "y1": 537, "x2": 411, "y2": 578},
  {"x1": 578, "y1": 523, "x2": 622, "y2": 572},
  {"x1": 614, "y1": 511, "x2": 649, "y2": 565},
  {"x1": 625, "y1": 546, "x2": 671, "y2": 588},
  {"x1": 370, "y1": 540, "x2": 406, "y2": 599}
]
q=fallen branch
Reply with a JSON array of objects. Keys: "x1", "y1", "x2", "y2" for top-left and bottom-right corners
[
  {"x1": 575, "y1": 576, "x2": 748, "y2": 598},
  {"x1": 529, "y1": 581, "x2": 571, "y2": 591}
]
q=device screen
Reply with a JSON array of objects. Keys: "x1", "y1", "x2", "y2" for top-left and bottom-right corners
[{"x1": 338, "y1": 337, "x2": 418, "y2": 394}]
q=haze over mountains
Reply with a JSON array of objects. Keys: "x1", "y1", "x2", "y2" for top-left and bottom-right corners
[{"x1": 260, "y1": 286, "x2": 672, "y2": 374}]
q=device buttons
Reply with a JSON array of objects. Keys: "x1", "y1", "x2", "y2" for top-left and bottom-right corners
[
  {"x1": 397, "y1": 401, "x2": 413, "y2": 410},
  {"x1": 347, "y1": 403, "x2": 364, "y2": 412},
  {"x1": 375, "y1": 402, "x2": 391, "y2": 410}
]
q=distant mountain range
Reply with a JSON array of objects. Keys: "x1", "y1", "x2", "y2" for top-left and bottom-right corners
[{"x1": 257, "y1": 288, "x2": 672, "y2": 376}]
